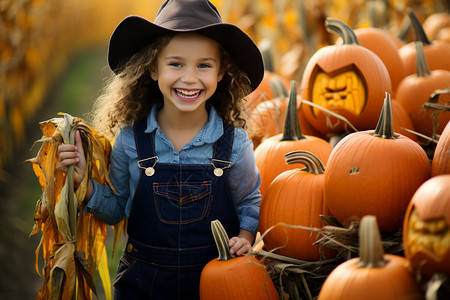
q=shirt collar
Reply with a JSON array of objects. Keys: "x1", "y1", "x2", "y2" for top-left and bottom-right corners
[{"x1": 145, "y1": 104, "x2": 224, "y2": 145}]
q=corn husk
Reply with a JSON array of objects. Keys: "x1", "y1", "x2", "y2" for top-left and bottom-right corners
[{"x1": 27, "y1": 112, "x2": 122, "y2": 300}]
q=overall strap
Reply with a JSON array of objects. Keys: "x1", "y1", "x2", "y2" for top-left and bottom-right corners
[
  {"x1": 211, "y1": 125, "x2": 234, "y2": 170},
  {"x1": 133, "y1": 118, "x2": 156, "y2": 160}
]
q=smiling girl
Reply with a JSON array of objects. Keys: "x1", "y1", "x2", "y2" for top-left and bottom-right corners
[{"x1": 56, "y1": 0, "x2": 264, "y2": 299}]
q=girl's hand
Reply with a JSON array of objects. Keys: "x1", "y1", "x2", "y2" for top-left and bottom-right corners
[
  {"x1": 56, "y1": 130, "x2": 86, "y2": 188},
  {"x1": 229, "y1": 230, "x2": 254, "y2": 256}
]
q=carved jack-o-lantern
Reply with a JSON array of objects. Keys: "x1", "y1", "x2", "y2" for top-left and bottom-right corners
[
  {"x1": 301, "y1": 18, "x2": 391, "y2": 136},
  {"x1": 311, "y1": 68, "x2": 366, "y2": 118},
  {"x1": 403, "y1": 175, "x2": 450, "y2": 279}
]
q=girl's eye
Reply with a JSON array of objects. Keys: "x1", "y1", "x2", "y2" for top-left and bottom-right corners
[
  {"x1": 169, "y1": 62, "x2": 182, "y2": 68},
  {"x1": 198, "y1": 63, "x2": 212, "y2": 69}
]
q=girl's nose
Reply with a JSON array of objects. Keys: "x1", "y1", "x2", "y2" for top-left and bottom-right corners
[{"x1": 181, "y1": 67, "x2": 198, "y2": 83}]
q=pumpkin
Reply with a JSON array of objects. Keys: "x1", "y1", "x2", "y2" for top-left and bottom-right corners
[
  {"x1": 337, "y1": 27, "x2": 406, "y2": 95},
  {"x1": 259, "y1": 150, "x2": 336, "y2": 260},
  {"x1": 318, "y1": 216, "x2": 424, "y2": 300},
  {"x1": 247, "y1": 97, "x2": 288, "y2": 149},
  {"x1": 390, "y1": 98, "x2": 417, "y2": 141},
  {"x1": 395, "y1": 41, "x2": 450, "y2": 140},
  {"x1": 246, "y1": 71, "x2": 289, "y2": 114},
  {"x1": 403, "y1": 175, "x2": 450, "y2": 280},
  {"x1": 255, "y1": 81, "x2": 332, "y2": 198},
  {"x1": 432, "y1": 120, "x2": 450, "y2": 176},
  {"x1": 247, "y1": 90, "x2": 324, "y2": 149},
  {"x1": 300, "y1": 18, "x2": 392, "y2": 136},
  {"x1": 324, "y1": 92, "x2": 431, "y2": 232},
  {"x1": 199, "y1": 220, "x2": 279, "y2": 300},
  {"x1": 422, "y1": 12, "x2": 450, "y2": 42},
  {"x1": 399, "y1": 9, "x2": 450, "y2": 77}
]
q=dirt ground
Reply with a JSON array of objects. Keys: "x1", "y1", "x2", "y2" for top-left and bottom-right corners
[{"x1": 0, "y1": 47, "x2": 109, "y2": 299}]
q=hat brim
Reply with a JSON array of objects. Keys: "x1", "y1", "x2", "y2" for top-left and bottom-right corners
[{"x1": 108, "y1": 16, "x2": 264, "y2": 91}]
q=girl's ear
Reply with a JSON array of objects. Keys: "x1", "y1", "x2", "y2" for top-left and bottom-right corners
[
  {"x1": 217, "y1": 69, "x2": 225, "y2": 82},
  {"x1": 150, "y1": 67, "x2": 158, "y2": 81}
]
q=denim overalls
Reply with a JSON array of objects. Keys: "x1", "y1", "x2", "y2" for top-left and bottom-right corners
[{"x1": 113, "y1": 119, "x2": 240, "y2": 299}]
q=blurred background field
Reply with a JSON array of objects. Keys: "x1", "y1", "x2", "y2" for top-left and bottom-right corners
[{"x1": 0, "y1": 0, "x2": 449, "y2": 299}]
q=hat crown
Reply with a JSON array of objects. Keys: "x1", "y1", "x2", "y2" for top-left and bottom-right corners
[{"x1": 154, "y1": 0, "x2": 222, "y2": 30}]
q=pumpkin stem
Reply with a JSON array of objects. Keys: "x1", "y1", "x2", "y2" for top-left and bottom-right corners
[
  {"x1": 284, "y1": 150, "x2": 325, "y2": 175},
  {"x1": 280, "y1": 80, "x2": 306, "y2": 141},
  {"x1": 373, "y1": 92, "x2": 397, "y2": 139},
  {"x1": 269, "y1": 77, "x2": 289, "y2": 99},
  {"x1": 211, "y1": 220, "x2": 235, "y2": 261},
  {"x1": 325, "y1": 18, "x2": 359, "y2": 45},
  {"x1": 397, "y1": 15, "x2": 411, "y2": 42},
  {"x1": 414, "y1": 41, "x2": 431, "y2": 77},
  {"x1": 357, "y1": 215, "x2": 387, "y2": 268},
  {"x1": 260, "y1": 40, "x2": 275, "y2": 73},
  {"x1": 408, "y1": 9, "x2": 432, "y2": 45}
]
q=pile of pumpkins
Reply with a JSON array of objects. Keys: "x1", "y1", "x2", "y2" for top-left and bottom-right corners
[{"x1": 198, "y1": 10, "x2": 450, "y2": 300}]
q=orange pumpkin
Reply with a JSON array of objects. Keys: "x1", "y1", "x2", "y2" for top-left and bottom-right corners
[
  {"x1": 300, "y1": 18, "x2": 391, "y2": 136},
  {"x1": 246, "y1": 96, "x2": 288, "y2": 149},
  {"x1": 432, "y1": 120, "x2": 450, "y2": 176},
  {"x1": 199, "y1": 220, "x2": 279, "y2": 300},
  {"x1": 390, "y1": 98, "x2": 417, "y2": 141},
  {"x1": 255, "y1": 81, "x2": 332, "y2": 198},
  {"x1": 403, "y1": 175, "x2": 450, "y2": 280},
  {"x1": 324, "y1": 93, "x2": 431, "y2": 232},
  {"x1": 395, "y1": 41, "x2": 450, "y2": 140},
  {"x1": 399, "y1": 10, "x2": 450, "y2": 77},
  {"x1": 259, "y1": 150, "x2": 336, "y2": 260},
  {"x1": 246, "y1": 71, "x2": 289, "y2": 114},
  {"x1": 318, "y1": 216, "x2": 424, "y2": 300},
  {"x1": 422, "y1": 12, "x2": 450, "y2": 42}
]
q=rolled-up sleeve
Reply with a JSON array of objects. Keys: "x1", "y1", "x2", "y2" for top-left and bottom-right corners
[
  {"x1": 86, "y1": 129, "x2": 131, "y2": 225},
  {"x1": 228, "y1": 128, "x2": 261, "y2": 235}
]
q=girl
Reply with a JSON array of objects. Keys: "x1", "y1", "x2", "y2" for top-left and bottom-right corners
[{"x1": 57, "y1": 0, "x2": 264, "y2": 299}]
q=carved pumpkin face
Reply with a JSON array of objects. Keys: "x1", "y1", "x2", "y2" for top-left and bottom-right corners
[
  {"x1": 311, "y1": 67, "x2": 366, "y2": 117},
  {"x1": 300, "y1": 19, "x2": 391, "y2": 135},
  {"x1": 403, "y1": 175, "x2": 450, "y2": 279}
]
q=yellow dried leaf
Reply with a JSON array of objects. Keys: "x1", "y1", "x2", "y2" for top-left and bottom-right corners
[
  {"x1": 98, "y1": 246, "x2": 112, "y2": 300},
  {"x1": 50, "y1": 243, "x2": 76, "y2": 300},
  {"x1": 54, "y1": 181, "x2": 77, "y2": 242}
]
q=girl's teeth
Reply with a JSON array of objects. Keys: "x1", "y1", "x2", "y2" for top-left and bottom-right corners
[{"x1": 175, "y1": 89, "x2": 200, "y2": 98}]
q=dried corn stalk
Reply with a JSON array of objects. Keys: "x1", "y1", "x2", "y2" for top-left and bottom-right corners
[{"x1": 27, "y1": 112, "x2": 122, "y2": 300}]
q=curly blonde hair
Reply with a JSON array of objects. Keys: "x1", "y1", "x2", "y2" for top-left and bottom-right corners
[{"x1": 89, "y1": 33, "x2": 252, "y2": 139}]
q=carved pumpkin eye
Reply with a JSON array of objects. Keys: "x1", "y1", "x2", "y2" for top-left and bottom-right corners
[{"x1": 311, "y1": 67, "x2": 366, "y2": 117}]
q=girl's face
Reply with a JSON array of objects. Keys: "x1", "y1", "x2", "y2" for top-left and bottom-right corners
[{"x1": 150, "y1": 33, "x2": 224, "y2": 114}]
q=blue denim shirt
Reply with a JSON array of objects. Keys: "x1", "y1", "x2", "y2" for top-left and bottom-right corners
[{"x1": 87, "y1": 104, "x2": 261, "y2": 234}]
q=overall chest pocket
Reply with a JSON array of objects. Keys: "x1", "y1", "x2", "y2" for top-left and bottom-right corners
[{"x1": 153, "y1": 181, "x2": 212, "y2": 224}]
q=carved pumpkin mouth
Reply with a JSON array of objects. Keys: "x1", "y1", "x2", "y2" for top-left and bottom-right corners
[
  {"x1": 311, "y1": 67, "x2": 366, "y2": 117},
  {"x1": 407, "y1": 209, "x2": 450, "y2": 258}
]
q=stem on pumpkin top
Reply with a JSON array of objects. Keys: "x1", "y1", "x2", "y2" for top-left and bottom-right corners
[
  {"x1": 284, "y1": 150, "x2": 325, "y2": 175},
  {"x1": 414, "y1": 41, "x2": 431, "y2": 78},
  {"x1": 357, "y1": 216, "x2": 387, "y2": 268},
  {"x1": 325, "y1": 18, "x2": 360, "y2": 45},
  {"x1": 408, "y1": 9, "x2": 432, "y2": 46},
  {"x1": 373, "y1": 92, "x2": 397, "y2": 139},
  {"x1": 281, "y1": 80, "x2": 305, "y2": 141},
  {"x1": 211, "y1": 220, "x2": 235, "y2": 261}
]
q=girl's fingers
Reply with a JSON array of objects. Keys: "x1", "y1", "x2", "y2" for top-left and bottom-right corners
[{"x1": 75, "y1": 130, "x2": 84, "y2": 157}]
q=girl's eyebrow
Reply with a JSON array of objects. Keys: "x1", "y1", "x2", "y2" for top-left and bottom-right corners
[{"x1": 164, "y1": 56, "x2": 217, "y2": 63}]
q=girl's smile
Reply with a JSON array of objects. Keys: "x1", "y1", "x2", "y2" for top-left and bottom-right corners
[{"x1": 173, "y1": 88, "x2": 205, "y2": 102}]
